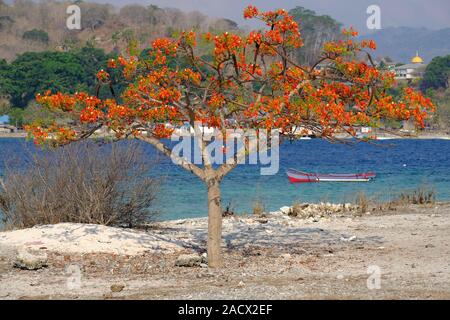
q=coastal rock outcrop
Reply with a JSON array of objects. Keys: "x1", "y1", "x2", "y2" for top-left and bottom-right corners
[
  {"x1": 13, "y1": 248, "x2": 48, "y2": 270},
  {"x1": 279, "y1": 206, "x2": 291, "y2": 215},
  {"x1": 275, "y1": 202, "x2": 359, "y2": 221},
  {"x1": 175, "y1": 253, "x2": 206, "y2": 267}
]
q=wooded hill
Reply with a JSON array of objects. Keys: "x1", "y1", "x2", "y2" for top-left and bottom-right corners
[{"x1": 0, "y1": 1, "x2": 342, "y2": 64}]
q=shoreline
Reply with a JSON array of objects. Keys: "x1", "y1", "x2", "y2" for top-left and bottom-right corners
[
  {"x1": 1, "y1": 202, "x2": 450, "y2": 299},
  {"x1": 0, "y1": 133, "x2": 27, "y2": 138},
  {"x1": 1, "y1": 132, "x2": 450, "y2": 140}
]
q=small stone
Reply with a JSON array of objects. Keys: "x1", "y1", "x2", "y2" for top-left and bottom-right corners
[
  {"x1": 14, "y1": 248, "x2": 48, "y2": 270},
  {"x1": 279, "y1": 206, "x2": 291, "y2": 214},
  {"x1": 201, "y1": 253, "x2": 208, "y2": 264},
  {"x1": 103, "y1": 293, "x2": 113, "y2": 299},
  {"x1": 175, "y1": 253, "x2": 203, "y2": 267},
  {"x1": 237, "y1": 281, "x2": 245, "y2": 287},
  {"x1": 280, "y1": 253, "x2": 292, "y2": 260},
  {"x1": 110, "y1": 284, "x2": 125, "y2": 293},
  {"x1": 200, "y1": 263, "x2": 208, "y2": 268}
]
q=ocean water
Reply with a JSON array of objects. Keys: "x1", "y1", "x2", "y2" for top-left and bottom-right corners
[{"x1": 1, "y1": 138, "x2": 449, "y2": 220}]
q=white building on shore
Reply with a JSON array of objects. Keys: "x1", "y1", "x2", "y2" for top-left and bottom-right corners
[{"x1": 394, "y1": 52, "x2": 427, "y2": 80}]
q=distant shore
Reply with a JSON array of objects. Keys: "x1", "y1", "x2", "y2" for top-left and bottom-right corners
[
  {"x1": 333, "y1": 131, "x2": 450, "y2": 140},
  {"x1": 0, "y1": 132, "x2": 27, "y2": 138},
  {"x1": 1, "y1": 131, "x2": 450, "y2": 140}
]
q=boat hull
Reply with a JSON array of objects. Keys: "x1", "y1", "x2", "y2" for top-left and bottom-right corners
[{"x1": 287, "y1": 169, "x2": 376, "y2": 183}]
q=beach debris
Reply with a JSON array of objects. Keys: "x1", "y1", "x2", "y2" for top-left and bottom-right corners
[
  {"x1": 14, "y1": 248, "x2": 48, "y2": 270},
  {"x1": 103, "y1": 293, "x2": 114, "y2": 299},
  {"x1": 175, "y1": 253, "x2": 204, "y2": 267},
  {"x1": 279, "y1": 206, "x2": 291, "y2": 215},
  {"x1": 110, "y1": 284, "x2": 125, "y2": 293},
  {"x1": 277, "y1": 202, "x2": 359, "y2": 220},
  {"x1": 340, "y1": 235, "x2": 357, "y2": 242},
  {"x1": 237, "y1": 281, "x2": 245, "y2": 288},
  {"x1": 280, "y1": 253, "x2": 292, "y2": 260}
]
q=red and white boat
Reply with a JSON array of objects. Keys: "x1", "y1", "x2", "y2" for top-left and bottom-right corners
[{"x1": 287, "y1": 168, "x2": 376, "y2": 183}]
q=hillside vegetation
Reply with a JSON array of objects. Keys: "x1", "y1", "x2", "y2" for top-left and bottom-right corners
[
  {"x1": 0, "y1": 0, "x2": 241, "y2": 61},
  {"x1": 1, "y1": 1, "x2": 447, "y2": 130},
  {"x1": 420, "y1": 55, "x2": 450, "y2": 130},
  {"x1": 0, "y1": 2, "x2": 345, "y2": 115}
]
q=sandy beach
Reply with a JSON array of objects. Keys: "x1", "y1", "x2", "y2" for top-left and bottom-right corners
[{"x1": 1, "y1": 202, "x2": 449, "y2": 300}]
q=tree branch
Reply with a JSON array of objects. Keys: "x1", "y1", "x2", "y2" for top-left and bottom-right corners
[{"x1": 137, "y1": 134, "x2": 206, "y2": 181}]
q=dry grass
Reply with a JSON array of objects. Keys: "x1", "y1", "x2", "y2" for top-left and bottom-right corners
[
  {"x1": 252, "y1": 200, "x2": 265, "y2": 216},
  {"x1": 0, "y1": 141, "x2": 161, "y2": 229},
  {"x1": 353, "y1": 186, "x2": 436, "y2": 214},
  {"x1": 394, "y1": 186, "x2": 436, "y2": 205},
  {"x1": 288, "y1": 202, "x2": 312, "y2": 219},
  {"x1": 355, "y1": 192, "x2": 369, "y2": 214}
]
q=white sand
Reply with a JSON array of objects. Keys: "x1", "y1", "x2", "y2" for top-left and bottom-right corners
[
  {"x1": 1, "y1": 204, "x2": 450, "y2": 299},
  {"x1": 0, "y1": 223, "x2": 185, "y2": 255}
]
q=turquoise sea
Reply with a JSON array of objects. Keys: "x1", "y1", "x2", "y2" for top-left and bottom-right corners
[{"x1": 1, "y1": 138, "x2": 450, "y2": 220}]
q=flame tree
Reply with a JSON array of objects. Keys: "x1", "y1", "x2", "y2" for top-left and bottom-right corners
[{"x1": 26, "y1": 6, "x2": 433, "y2": 267}]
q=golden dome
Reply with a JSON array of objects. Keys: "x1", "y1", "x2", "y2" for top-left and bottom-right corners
[{"x1": 411, "y1": 51, "x2": 424, "y2": 64}]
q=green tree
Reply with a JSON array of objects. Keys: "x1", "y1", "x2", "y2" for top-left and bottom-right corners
[
  {"x1": 8, "y1": 107, "x2": 24, "y2": 127},
  {"x1": 2, "y1": 47, "x2": 115, "y2": 108},
  {"x1": 22, "y1": 29, "x2": 49, "y2": 44},
  {"x1": 0, "y1": 59, "x2": 14, "y2": 97},
  {"x1": 421, "y1": 55, "x2": 450, "y2": 91}
]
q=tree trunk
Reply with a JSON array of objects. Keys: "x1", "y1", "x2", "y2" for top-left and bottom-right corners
[{"x1": 206, "y1": 178, "x2": 222, "y2": 268}]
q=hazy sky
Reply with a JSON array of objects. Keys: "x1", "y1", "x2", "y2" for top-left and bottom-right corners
[{"x1": 92, "y1": 0, "x2": 450, "y2": 33}]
